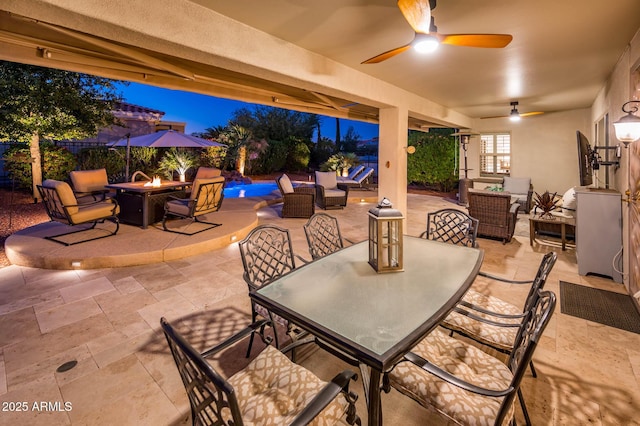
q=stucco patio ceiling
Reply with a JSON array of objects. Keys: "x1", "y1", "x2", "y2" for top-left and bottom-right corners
[{"x1": 1, "y1": 0, "x2": 640, "y2": 127}]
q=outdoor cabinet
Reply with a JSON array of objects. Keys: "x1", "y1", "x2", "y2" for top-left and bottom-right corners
[{"x1": 576, "y1": 188, "x2": 623, "y2": 283}]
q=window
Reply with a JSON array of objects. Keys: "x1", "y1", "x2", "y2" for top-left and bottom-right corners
[{"x1": 480, "y1": 133, "x2": 511, "y2": 176}]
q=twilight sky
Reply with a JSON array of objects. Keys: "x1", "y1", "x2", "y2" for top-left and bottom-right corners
[{"x1": 116, "y1": 82, "x2": 379, "y2": 141}]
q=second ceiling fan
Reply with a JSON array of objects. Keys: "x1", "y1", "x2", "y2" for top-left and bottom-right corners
[
  {"x1": 481, "y1": 101, "x2": 545, "y2": 121},
  {"x1": 361, "y1": 0, "x2": 513, "y2": 64}
]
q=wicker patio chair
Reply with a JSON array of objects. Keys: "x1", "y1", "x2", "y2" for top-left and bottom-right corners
[
  {"x1": 303, "y1": 213, "x2": 354, "y2": 260},
  {"x1": 162, "y1": 176, "x2": 225, "y2": 235},
  {"x1": 161, "y1": 317, "x2": 361, "y2": 426},
  {"x1": 37, "y1": 179, "x2": 120, "y2": 246},
  {"x1": 467, "y1": 189, "x2": 519, "y2": 243},
  {"x1": 276, "y1": 173, "x2": 315, "y2": 218},
  {"x1": 384, "y1": 290, "x2": 556, "y2": 426},
  {"x1": 421, "y1": 208, "x2": 479, "y2": 247},
  {"x1": 315, "y1": 171, "x2": 349, "y2": 210}
]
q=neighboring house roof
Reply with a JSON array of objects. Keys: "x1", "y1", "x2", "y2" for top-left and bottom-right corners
[{"x1": 113, "y1": 101, "x2": 165, "y2": 122}]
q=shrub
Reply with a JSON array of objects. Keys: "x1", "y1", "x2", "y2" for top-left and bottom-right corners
[
  {"x1": 199, "y1": 146, "x2": 227, "y2": 168},
  {"x1": 320, "y1": 152, "x2": 358, "y2": 174},
  {"x1": 76, "y1": 147, "x2": 126, "y2": 182},
  {"x1": 285, "y1": 139, "x2": 311, "y2": 171},
  {"x1": 250, "y1": 139, "x2": 288, "y2": 174},
  {"x1": 407, "y1": 132, "x2": 457, "y2": 192},
  {"x1": 4, "y1": 142, "x2": 76, "y2": 189}
]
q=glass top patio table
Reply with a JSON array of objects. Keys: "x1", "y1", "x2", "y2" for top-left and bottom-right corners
[{"x1": 251, "y1": 235, "x2": 483, "y2": 425}]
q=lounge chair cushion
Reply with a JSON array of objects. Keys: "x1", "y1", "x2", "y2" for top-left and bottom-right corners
[
  {"x1": 72, "y1": 201, "x2": 120, "y2": 225},
  {"x1": 43, "y1": 179, "x2": 79, "y2": 215},
  {"x1": 388, "y1": 328, "x2": 514, "y2": 425},
  {"x1": 194, "y1": 167, "x2": 222, "y2": 180},
  {"x1": 227, "y1": 345, "x2": 349, "y2": 425},
  {"x1": 70, "y1": 169, "x2": 109, "y2": 193},
  {"x1": 503, "y1": 177, "x2": 530, "y2": 200},
  {"x1": 279, "y1": 174, "x2": 295, "y2": 194},
  {"x1": 315, "y1": 171, "x2": 338, "y2": 190}
]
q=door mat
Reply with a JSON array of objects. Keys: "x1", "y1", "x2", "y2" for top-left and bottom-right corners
[{"x1": 560, "y1": 281, "x2": 640, "y2": 334}]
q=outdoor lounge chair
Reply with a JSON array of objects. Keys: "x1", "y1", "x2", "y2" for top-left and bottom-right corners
[
  {"x1": 276, "y1": 173, "x2": 315, "y2": 218},
  {"x1": 161, "y1": 176, "x2": 225, "y2": 235},
  {"x1": 315, "y1": 171, "x2": 349, "y2": 209},
  {"x1": 337, "y1": 165, "x2": 365, "y2": 182},
  {"x1": 161, "y1": 317, "x2": 361, "y2": 426},
  {"x1": 384, "y1": 290, "x2": 556, "y2": 426},
  {"x1": 37, "y1": 179, "x2": 120, "y2": 246},
  {"x1": 337, "y1": 167, "x2": 375, "y2": 189},
  {"x1": 69, "y1": 168, "x2": 113, "y2": 203},
  {"x1": 467, "y1": 189, "x2": 519, "y2": 243}
]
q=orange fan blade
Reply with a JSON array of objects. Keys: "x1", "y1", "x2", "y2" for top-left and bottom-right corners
[
  {"x1": 397, "y1": 0, "x2": 431, "y2": 33},
  {"x1": 361, "y1": 43, "x2": 412, "y2": 64},
  {"x1": 439, "y1": 33, "x2": 513, "y2": 48},
  {"x1": 520, "y1": 111, "x2": 545, "y2": 117}
]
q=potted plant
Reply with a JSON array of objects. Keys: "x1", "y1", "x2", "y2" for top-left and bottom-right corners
[
  {"x1": 533, "y1": 190, "x2": 558, "y2": 219},
  {"x1": 158, "y1": 148, "x2": 197, "y2": 182}
]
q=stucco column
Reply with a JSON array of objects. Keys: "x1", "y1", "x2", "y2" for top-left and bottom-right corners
[{"x1": 378, "y1": 107, "x2": 408, "y2": 216}]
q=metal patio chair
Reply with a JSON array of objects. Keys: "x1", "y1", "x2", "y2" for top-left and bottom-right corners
[
  {"x1": 161, "y1": 317, "x2": 361, "y2": 426},
  {"x1": 385, "y1": 290, "x2": 556, "y2": 426},
  {"x1": 421, "y1": 208, "x2": 479, "y2": 248},
  {"x1": 162, "y1": 176, "x2": 225, "y2": 235},
  {"x1": 303, "y1": 212, "x2": 353, "y2": 260},
  {"x1": 69, "y1": 168, "x2": 113, "y2": 203},
  {"x1": 37, "y1": 179, "x2": 120, "y2": 246}
]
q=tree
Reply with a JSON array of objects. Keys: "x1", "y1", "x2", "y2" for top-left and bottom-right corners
[
  {"x1": 0, "y1": 61, "x2": 123, "y2": 199},
  {"x1": 230, "y1": 105, "x2": 319, "y2": 142},
  {"x1": 341, "y1": 125, "x2": 361, "y2": 153}
]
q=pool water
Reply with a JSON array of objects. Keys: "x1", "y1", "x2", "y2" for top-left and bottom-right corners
[{"x1": 223, "y1": 182, "x2": 279, "y2": 198}]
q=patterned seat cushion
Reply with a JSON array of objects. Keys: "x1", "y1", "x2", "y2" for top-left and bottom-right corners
[
  {"x1": 388, "y1": 328, "x2": 515, "y2": 425},
  {"x1": 442, "y1": 289, "x2": 522, "y2": 351},
  {"x1": 227, "y1": 345, "x2": 349, "y2": 425}
]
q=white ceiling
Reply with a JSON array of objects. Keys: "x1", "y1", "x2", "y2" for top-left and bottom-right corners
[
  {"x1": 191, "y1": 0, "x2": 640, "y2": 119},
  {"x1": 1, "y1": 0, "x2": 640, "y2": 125}
]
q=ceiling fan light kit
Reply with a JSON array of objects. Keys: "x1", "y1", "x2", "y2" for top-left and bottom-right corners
[
  {"x1": 509, "y1": 101, "x2": 521, "y2": 121},
  {"x1": 413, "y1": 33, "x2": 439, "y2": 53}
]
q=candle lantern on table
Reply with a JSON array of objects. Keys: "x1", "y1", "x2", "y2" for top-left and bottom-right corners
[{"x1": 368, "y1": 198, "x2": 404, "y2": 273}]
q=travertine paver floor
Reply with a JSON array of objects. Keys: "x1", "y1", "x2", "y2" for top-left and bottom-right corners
[{"x1": 0, "y1": 194, "x2": 639, "y2": 425}]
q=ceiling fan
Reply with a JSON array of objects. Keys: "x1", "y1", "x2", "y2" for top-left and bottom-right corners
[
  {"x1": 361, "y1": 0, "x2": 513, "y2": 64},
  {"x1": 481, "y1": 101, "x2": 545, "y2": 121}
]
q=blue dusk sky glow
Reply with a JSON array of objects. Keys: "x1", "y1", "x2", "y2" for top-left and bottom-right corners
[{"x1": 116, "y1": 82, "x2": 379, "y2": 141}]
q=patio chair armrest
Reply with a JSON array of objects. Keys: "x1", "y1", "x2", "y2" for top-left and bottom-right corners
[
  {"x1": 293, "y1": 186, "x2": 315, "y2": 196},
  {"x1": 404, "y1": 351, "x2": 514, "y2": 398},
  {"x1": 74, "y1": 189, "x2": 110, "y2": 202},
  {"x1": 201, "y1": 319, "x2": 271, "y2": 358},
  {"x1": 336, "y1": 183, "x2": 350, "y2": 195},
  {"x1": 453, "y1": 304, "x2": 525, "y2": 324},
  {"x1": 477, "y1": 270, "x2": 533, "y2": 285},
  {"x1": 290, "y1": 369, "x2": 359, "y2": 426},
  {"x1": 509, "y1": 203, "x2": 520, "y2": 215}
]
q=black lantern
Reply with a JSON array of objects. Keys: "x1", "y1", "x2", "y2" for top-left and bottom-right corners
[{"x1": 368, "y1": 198, "x2": 404, "y2": 273}]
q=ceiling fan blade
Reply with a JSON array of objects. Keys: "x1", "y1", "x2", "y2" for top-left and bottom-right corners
[
  {"x1": 439, "y1": 33, "x2": 513, "y2": 48},
  {"x1": 519, "y1": 111, "x2": 545, "y2": 117},
  {"x1": 361, "y1": 43, "x2": 412, "y2": 64},
  {"x1": 397, "y1": 0, "x2": 431, "y2": 33}
]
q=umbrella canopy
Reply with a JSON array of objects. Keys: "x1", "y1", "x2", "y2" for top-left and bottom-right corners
[{"x1": 109, "y1": 130, "x2": 226, "y2": 148}]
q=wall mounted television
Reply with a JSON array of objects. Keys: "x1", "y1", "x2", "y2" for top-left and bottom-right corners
[{"x1": 576, "y1": 130, "x2": 593, "y2": 187}]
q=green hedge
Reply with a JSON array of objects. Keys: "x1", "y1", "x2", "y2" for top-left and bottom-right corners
[
  {"x1": 407, "y1": 132, "x2": 458, "y2": 192},
  {"x1": 4, "y1": 142, "x2": 76, "y2": 189}
]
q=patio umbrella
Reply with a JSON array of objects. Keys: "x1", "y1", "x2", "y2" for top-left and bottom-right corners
[
  {"x1": 108, "y1": 130, "x2": 226, "y2": 148},
  {"x1": 108, "y1": 130, "x2": 226, "y2": 181}
]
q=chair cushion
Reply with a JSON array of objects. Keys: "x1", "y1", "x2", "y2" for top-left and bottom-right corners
[
  {"x1": 194, "y1": 167, "x2": 222, "y2": 180},
  {"x1": 442, "y1": 289, "x2": 521, "y2": 351},
  {"x1": 389, "y1": 329, "x2": 515, "y2": 425},
  {"x1": 315, "y1": 171, "x2": 338, "y2": 190},
  {"x1": 502, "y1": 177, "x2": 530, "y2": 195},
  {"x1": 323, "y1": 188, "x2": 346, "y2": 198},
  {"x1": 43, "y1": 179, "x2": 79, "y2": 216},
  {"x1": 561, "y1": 187, "x2": 577, "y2": 217},
  {"x1": 227, "y1": 345, "x2": 349, "y2": 425},
  {"x1": 279, "y1": 174, "x2": 295, "y2": 194},
  {"x1": 70, "y1": 169, "x2": 108, "y2": 193},
  {"x1": 71, "y1": 201, "x2": 120, "y2": 225},
  {"x1": 165, "y1": 198, "x2": 191, "y2": 217}
]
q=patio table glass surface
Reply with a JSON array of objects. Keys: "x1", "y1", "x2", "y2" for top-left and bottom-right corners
[{"x1": 254, "y1": 236, "x2": 483, "y2": 361}]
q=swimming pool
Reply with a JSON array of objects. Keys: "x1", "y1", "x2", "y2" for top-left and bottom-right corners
[{"x1": 223, "y1": 182, "x2": 279, "y2": 198}]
